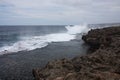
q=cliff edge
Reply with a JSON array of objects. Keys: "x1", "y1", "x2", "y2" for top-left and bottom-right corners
[{"x1": 33, "y1": 26, "x2": 120, "y2": 80}]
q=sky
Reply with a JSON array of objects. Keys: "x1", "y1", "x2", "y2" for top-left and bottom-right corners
[{"x1": 0, "y1": 0, "x2": 120, "y2": 25}]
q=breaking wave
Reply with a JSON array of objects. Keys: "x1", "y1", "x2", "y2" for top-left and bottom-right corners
[{"x1": 0, "y1": 24, "x2": 89, "y2": 55}]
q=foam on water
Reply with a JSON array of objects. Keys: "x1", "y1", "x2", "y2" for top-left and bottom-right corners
[
  {"x1": 0, "y1": 24, "x2": 89, "y2": 55},
  {"x1": 66, "y1": 24, "x2": 89, "y2": 34}
]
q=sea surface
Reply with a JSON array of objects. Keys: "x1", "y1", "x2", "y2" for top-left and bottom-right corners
[{"x1": 0, "y1": 24, "x2": 119, "y2": 80}]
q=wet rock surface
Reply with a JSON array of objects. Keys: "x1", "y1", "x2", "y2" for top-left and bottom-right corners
[{"x1": 33, "y1": 26, "x2": 120, "y2": 80}]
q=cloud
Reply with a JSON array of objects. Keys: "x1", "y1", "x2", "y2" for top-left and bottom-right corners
[{"x1": 0, "y1": 0, "x2": 120, "y2": 25}]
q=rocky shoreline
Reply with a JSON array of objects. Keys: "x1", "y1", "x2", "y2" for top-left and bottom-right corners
[{"x1": 33, "y1": 26, "x2": 120, "y2": 80}]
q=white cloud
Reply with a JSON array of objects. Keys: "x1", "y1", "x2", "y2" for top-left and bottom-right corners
[{"x1": 0, "y1": 0, "x2": 120, "y2": 24}]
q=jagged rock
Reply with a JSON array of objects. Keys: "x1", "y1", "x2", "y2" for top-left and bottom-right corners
[
  {"x1": 64, "y1": 73, "x2": 77, "y2": 80},
  {"x1": 54, "y1": 77, "x2": 64, "y2": 80},
  {"x1": 82, "y1": 27, "x2": 120, "y2": 48},
  {"x1": 33, "y1": 26, "x2": 120, "y2": 80}
]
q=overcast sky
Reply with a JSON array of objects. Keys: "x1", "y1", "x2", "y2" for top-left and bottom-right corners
[{"x1": 0, "y1": 0, "x2": 120, "y2": 25}]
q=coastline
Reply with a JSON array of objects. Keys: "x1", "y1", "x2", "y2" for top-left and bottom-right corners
[
  {"x1": 33, "y1": 26, "x2": 120, "y2": 80},
  {"x1": 0, "y1": 40, "x2": 88, "y2": 80}
]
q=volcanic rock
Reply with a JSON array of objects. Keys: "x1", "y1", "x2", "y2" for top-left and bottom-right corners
[{"x1": 33, "y1": 26, "x2": 120, "y2": 80}]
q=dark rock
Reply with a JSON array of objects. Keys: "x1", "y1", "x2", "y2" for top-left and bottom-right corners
[{"x1": 33, "y1": 26, "x2": 120, "y2": 80}]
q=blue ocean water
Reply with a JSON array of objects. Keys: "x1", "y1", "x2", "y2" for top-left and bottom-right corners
[
  {"x1": 0, "y1": 24, "x2": 90, "y2": 80},
  {"x1": 0, "y1": 23, "x2": 120, "y2": 55},
  {"x1": 0, "y1": 25, "x2": 66, "y2": 47},
  {"x1": 0, "y1": 25, "x2": 89, "y2": 55}
]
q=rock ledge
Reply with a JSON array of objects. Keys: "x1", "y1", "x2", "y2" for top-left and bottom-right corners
[{"x1": 33, "y1": 26, "x2": 120, "y2": 80}]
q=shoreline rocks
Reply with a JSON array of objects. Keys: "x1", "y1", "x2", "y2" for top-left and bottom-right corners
[{"x1": 33, "y1": 26, "x2": 120, "y2": 80}]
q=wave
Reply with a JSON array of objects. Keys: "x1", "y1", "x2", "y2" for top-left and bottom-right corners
[
  {"x1": 0, "y1": 24, "x2": 89, "y2": 55},
  {"x1": 66, "y1": 24, "x2": 89, "y2": 34}
]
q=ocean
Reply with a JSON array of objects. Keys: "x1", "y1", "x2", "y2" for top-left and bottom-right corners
[
  {"x1": 0, "y1": 25, "x2": 89, "y2": 55},
  {"x1": 0, "y1": 24, "x2": 119, "y2": 80}
]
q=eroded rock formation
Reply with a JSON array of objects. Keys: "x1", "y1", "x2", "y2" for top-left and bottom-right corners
[{"x1": 33, "y1": 26, "x2": 120, "y2": 80}]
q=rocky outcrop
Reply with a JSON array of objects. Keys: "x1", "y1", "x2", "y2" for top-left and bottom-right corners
[
  {"x1": 82, "y1": 27, "x2": 120, "y2": 51},
  {"x1": 33, "y1": 26, "x2": 120, "y2": 80}
]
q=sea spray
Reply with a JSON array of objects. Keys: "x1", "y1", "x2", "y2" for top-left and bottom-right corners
[
  {"x1": 0, "y1": 24, "x2": 89, "y2": 55},
  {"x1": 66, "y1": 24, "x2": 89, "y2": 34}
]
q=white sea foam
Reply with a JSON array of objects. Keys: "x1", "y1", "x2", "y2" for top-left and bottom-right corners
[
  {"x1": 0, "y1": 24, "x2": 89, "y2": 55},
  {"x1": 66, "y1": 24, "x2": 89, "y2": 34}
]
